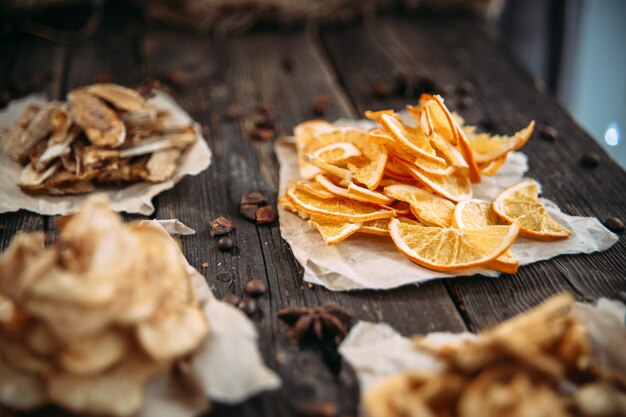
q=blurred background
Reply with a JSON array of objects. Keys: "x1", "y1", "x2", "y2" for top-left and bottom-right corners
[{"x1": 1, "y1": 0, "x2": 625, "y2": 168}]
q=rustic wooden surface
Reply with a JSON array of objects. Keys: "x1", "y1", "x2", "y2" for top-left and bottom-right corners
[{"x1": 1, "y1": 2, "x2": 624, "y2": 416}]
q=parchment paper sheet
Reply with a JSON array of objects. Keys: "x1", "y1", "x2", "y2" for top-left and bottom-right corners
[
  {"x1": 0, "y1": 92, "x2": 212, "y2": 216},
  {"x1": 339, "y1": 299, "x2": 626, "y2": 415},
  {"x1": 139, "y1": 221, "x2": 281, "y2": 417},
  {"x1": 276, "y1": 118, "x2": 619, "y2": 291}
]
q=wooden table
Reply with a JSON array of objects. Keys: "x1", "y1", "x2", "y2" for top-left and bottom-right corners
[{"x1": 1, "y1": 2, "x2": 624, "y2": 416}]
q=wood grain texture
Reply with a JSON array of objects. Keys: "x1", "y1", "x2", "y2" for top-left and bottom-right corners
[
  {"x1": 1, "y1": 5, "x2": 624, "y2": 417},
  {"x1": 320, "y1": 13, "x2": 625, "y2": 332}
]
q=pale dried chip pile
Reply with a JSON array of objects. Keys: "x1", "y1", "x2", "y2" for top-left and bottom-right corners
[
  {"x1": 280, "y1": 94, "x2": 573, "y2": 273},
  {"x1": 0, "y1": 83, "x2": 199, "y2": 195},
  {"x1": 364, "y1": 294, "x2": 626, "y2": 417},
  {"x1": 0, "y1": 195, "x2": 209, "y2": 416}
]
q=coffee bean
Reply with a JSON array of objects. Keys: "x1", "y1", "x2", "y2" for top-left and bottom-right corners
[
  {"x1": 240, "y1": 204, "x2": 259, "y2": 221},
  {"x1": 611, "y1": 291, "x2": 626, "y2": 302},
  {"x1": 241, "y1": 191, "x2": 268, "y2": 206},
  {"x1": 209, "y1": 216, "x2": 234, "y2": 237},
  {"x1": 313, "y1": 95, "x2": 332, "y2": 115},
  {"x1": 539, "y1": 125, "x2": 558, "y2": 141},
  {"x1": 605, "y1": 217, "x2": 624, "y2": 233},
  {"x1": 297, "y1": 402, "x2": 338, "y2": 417},
  {"x1": 580, "y1": 152, "x2": 601, "y2": 167},
  {"x1": 456, "y1": 96, "x2": 473, "y2": 110},
  {"x1": 281, "y1": 56, "x2": 295, "y2": 73},
  {"x1": 217, "y1": 236, "x2": 234, "y2": 252},
  {"x1": 95, "y1": 71, "x2": 113, "y2": 83},
  {"x1": 237, "y1": 297, "x2": 258, "y2": 316},
  {"x1": 250, "y1": 127, "x2": 275, "y2": 141},
  {"x1": 371, "y1": 81, "x2": 391, "y2": 98},
  {"x1": 222, "y1": 293, "x2": 241, "y2": 306},
  {"x1": 225, "y1": 103, "x2": 242, "y2": 120},
  {"x1": 244, "y1": 279, "x2": 267, "y2": 297},
  {"x1": 256, "y1": 205, "x2": 277, "y2": 224},
  {"x1": 167, "y1": 68, "x2": 186, "y2": 86},
  {"x1": 440, "y1": 83, "x2": 455, "y2": 96},
  {"x1": 478, "y1": 118, "x2": 495, "y2": 131},
  {"x1": 414, "y1": 75, "x2": 437, "y2": 97},
  {"x1": 457, "y1": 80, "x2": 474, "y2": 95},
  {"x1": 256, "y1": 104, "x2": 272, "y2": 115}
]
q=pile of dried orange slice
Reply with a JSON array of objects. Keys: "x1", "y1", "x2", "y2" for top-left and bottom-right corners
[{"x1": 279, "y1": 94, "x2": 572, "y2": 274}]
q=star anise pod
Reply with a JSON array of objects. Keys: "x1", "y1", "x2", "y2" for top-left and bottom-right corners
[{"x1": 277, "y1": 303, "x2": 354, "y2": 345}]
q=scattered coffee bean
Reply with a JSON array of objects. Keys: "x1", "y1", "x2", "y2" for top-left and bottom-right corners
[
  {"x1": 539, "y1": 125, "x2": 558, "y2": 141},
  {"x1": 240, "y1": 204, "x2": 259, "y2": 221},
  {"x1": 225, "y1": 103, "x2": 242, "y2": 120},
  {"x1": 313, "y1": 95, "x2": 332, "y2": 115},
  {"x1": 222, "y1": 293, "x2": 241, "y2": 307},
  {"x1": 478, "y1": 118, "x2": 495, "y2": 131},
  {"x1": 371, "y1": 81, "x2": 391, "y2": 98},
  {"x1": 457, "y1": 80, "x2": 474, "y2": 95},
  {"x1": 297, "y1": 402, "x2": 338, "y2": 417},
  {"x1": 440, "y1": 83, "x2": 455, "y2": 96},
  {"x1": 414, "y1": 75, "x2": 437, "y2": 97},
  {"x1": 217, "y1": 236, "x2": 234, "y2": 252},
  {"x1": 209, "y1": 216, "x2": 235, "y2": 237},
  {"x1": 250, "y1": 127, "x2": 275, "y2": 141},
  {"x1": 611, "y1": 291, "x2": 626, "y2": 302},
  {"x1": 244, "y1": 279, "x2": 267, "y2": 297},
  {"x1": 167, "y1": 68, "x2": 186, "y2": 86},
  {"x1": 281, "y1": 56, "x2": 295, "y2": 73},
  {"x1": 456, "y1": 96, "x2": 473, "y2": 110},
  {"x1": 580, "y1": 152, "x2": 601, "y2": 167},
  {"x1": 393, "y1": 72, "x2": 413, "y2": 97},
  {"x1": 605, "y1": 217, "x2": 624, "y2": 233},
  {"x1": 241, "y1": 191, "x2": 268, "y2": 206},
  {"x1": 256, "y1": 104, "x2": 272, "y2": 115},
  {"x1": 95, "y1": 71, "x2": 113, "y2": 83},
  {"x1": 237, "y1": 297, "x2": 258, "y2": 316},
  {"x1": 256, "y1": 205, "x2": 277, "y2": 224}
]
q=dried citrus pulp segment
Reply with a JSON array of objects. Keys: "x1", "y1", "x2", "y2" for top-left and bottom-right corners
[
  {"x1": 492, "y1": 179, "x2": 572, "y2": 239},
  {"x1": 452, "y1": 199, "x2": 520, "y2": 274},
  {"x1": 467, "y1": 120, "x2": 535, "y2": 163},
  {"x1": 384, "y1": 184, "x2": 455, "y2": 227},
  {"x1": 389, "y1": 218, "x2": 519, "y2": 271},
  {"x1": 308, "y1": 218, "x2": 361, "y2": 245},
  {"x1": 286, "y1": 187, "x2": 394, "y2": 223},
  {"x1": 397, "y1": 159, "x2": 472, "y2": 202},
  {"x1": 280, "y1": 94, "x2": 564, "y2": 274},
  {"x1": 358, "y1": 218, "x2": 390, "y2": 236},
  {"x1": 289, "y1": 180, "x2": 335, "y2": 199},
  {"x1": 315, "y1": 174, "x2": 393, "y2": 206}
]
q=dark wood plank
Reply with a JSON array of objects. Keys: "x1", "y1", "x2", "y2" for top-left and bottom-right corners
[
  {"x1": 320, "y1": 13, "x2": 625, "y2": 330},
  {"x1": 141, "y1": 21, "x2": 466, "y2": 416}
]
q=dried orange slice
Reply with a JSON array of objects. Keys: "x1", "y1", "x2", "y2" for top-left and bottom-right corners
[
  {"x1": 452, "y1": 199, "x2": 519, "y2": 274},
  {"x1": 492, "y1": 179, "x2": 572, "y2": 239},
  {"x1": 308, "y1": 217, "x2": 361, "y2": 245},
  {"x1": 390, "y1": 151, "x2": 456, "y2": 178},
  {"x1": 389, "y1": 217, "x2": 519, "y2": 271},
  {"x1": 467, "y1": 121, "x2": 534, "y2": 164},
  {"x1": 454, "y1": 121, "x2": 481, "y2": 183},
  {"x1": 315, "y1": 174, "x2": 393, "y2": 206},
  {"x1": 310, "y1": 142, "x2": 362, "y2": 164},
  {"x1": 294, "y1": 120, "x2": 335, "y2": 178},
  {"x1": 384, "y1": 184, "x2": 455, "y2": 227},
  {"x1": 479, "y1": 154, "x2": 508, "y2": 176},
  {"x1": 279, "y1": 195, "x2": 308, "y2": 219},
  {"x1": 380, "y1": 114, "x2": 445, "y2": 166},
  {"x1": 365, "y1": 109, "x2": 399, "y2": 123},
  {"x1": 395, "y1": 159, "x2": 472, "y2": 202},
  {"x1": 358, "y1": 218, "x2": 390, "y2": 236},
  {"x1": 289, "y1": 180, "x2": 335, "y2": 199},
  {"x1": 304, "y1": 155, "x2": 353, "y2": 185},
  {"x1": 411, "y1": 96, "x2": 458, "y2": 145},
  {"x1": 389, "y1": 200, "x2": 411, "y2": 216},
  {"x1": 286, "y1": 187, "x2": 394, "y2": 223}
]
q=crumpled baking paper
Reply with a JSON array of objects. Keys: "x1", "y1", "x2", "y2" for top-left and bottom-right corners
[
  {"x1": 0, "y1": 92, "x2": 212, "y2": 216},
  {"x1": 139, "y1": 220, "x2": 281, "y2": 417},
  {"x1": 275, "y1": 116, "x2": 619, "y2": 291},
  {"x1": 339, "y1": 299, "x2": 626, "y2": 412}
]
